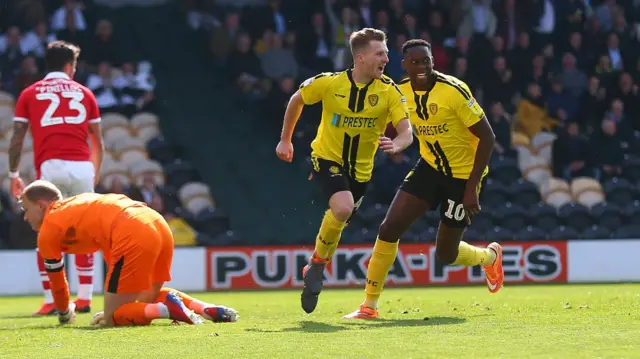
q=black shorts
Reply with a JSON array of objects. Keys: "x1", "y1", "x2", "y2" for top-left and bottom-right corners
[
  {"x1": 310, "y1": 157, "x2": 368, "y2": 217},
  {"x1": 400, "y1": 158, "x2": 482, "y2": 228}
]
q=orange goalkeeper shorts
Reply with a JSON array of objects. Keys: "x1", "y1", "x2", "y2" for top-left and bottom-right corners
[{"x1": 104, "y1": 206, "x2": 174, "y2": 294}]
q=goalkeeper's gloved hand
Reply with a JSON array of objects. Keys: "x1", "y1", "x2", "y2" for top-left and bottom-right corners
[{"x1": 58, "y1": 303, "x2": 77, "y2": 325}]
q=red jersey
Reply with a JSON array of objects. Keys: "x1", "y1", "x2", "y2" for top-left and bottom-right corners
[{"x1": 13, "y1": 72, "x2": 101, "y2": 176}]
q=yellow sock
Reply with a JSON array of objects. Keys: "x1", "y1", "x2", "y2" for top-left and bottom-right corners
[
  {"x1": 363, "y1": 238, "x2": 399, "y2": 309},
  {"x1": 314, "y1": 209, "x2": 347, "y2": 260},
  {"x1": 452, "y1": 241, "x2": 496, "y2": 266}
]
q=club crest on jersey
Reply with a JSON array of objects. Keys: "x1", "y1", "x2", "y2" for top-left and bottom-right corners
[
  {"x1": 429, "y1": 103, "x2": 438, "y2": 115},
  {"x1": 368, "y1": 94, "x2": 379, "y2": 107},
  {"x1": 329, "y1": 166, "x2": 340, "y2": 174}
]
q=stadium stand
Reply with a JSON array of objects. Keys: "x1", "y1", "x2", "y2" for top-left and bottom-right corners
[
  {"x1": 0, "y1": 0, "x2": 227, "y2": 248},
  {"x1": 2, "y1": 0, "x2": 640, "y2": 246}
]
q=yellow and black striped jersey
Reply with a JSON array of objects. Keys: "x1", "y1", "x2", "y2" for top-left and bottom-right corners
[
  {"x1": 398, "y1": 71, "x2": 489, "y2": 180},
  {"x1": 299, "y1": 69, "x2": 409, "y2": 182}
]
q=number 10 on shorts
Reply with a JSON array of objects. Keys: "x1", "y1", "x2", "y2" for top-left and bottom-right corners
[{"x1": 444, "y1": 199, "x2": 466, "y2": 221}]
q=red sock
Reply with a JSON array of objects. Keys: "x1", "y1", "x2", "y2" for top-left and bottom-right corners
[
  {"x1": 74, "y1": 253, "x2": 94, "y2": 301},
  {"x1": 36, "y1": 249, "x2": 53, "y2": 304}
]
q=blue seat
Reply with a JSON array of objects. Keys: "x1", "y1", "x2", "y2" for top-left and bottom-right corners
[
  {"x1": 508, "y1": 179, "x2": 541, "y2": 208},
  {"x1": 615, "y1": 225, "x2": 640, "y2": 239},
  {"x1": 558, "y1": 202, "x2": 592, "y2": 233},
  {"x1": 604, "y1": 177, "x2": 635, "y2": 207},
  {"x1": 468, "y1": 211, "x2": 495, "y2": 233},
  {"x1": 549, "y1": 225, "x2": 580, "y2": 240},
  {"x1": 590, "y1": 202, "x2": 623, "y2": 229},
  {"x1": 480, "y1": 179, "x2": 509, "y2": 208},
  {"x1": 494, "y1": 202, "x2": 529, "y2": 232},
  {"x1": 351, "y1": 228, "x2": 378, "y2": 244},
  {"x1": 485, "y1": 226, "x2": 515, "y2": 241},
  {"x1": 193, "y1": 207, "x2": 230, "y2": 238},
  {"x1": 489, "y1": 156, "x2": 522, "y2": 184},
  {"x1": 622, "y1": 201, "x2": 640, "y2": 225},
  {"x1": 215, "y1": 230, "x2": 244, "y2": 246},
  {"x1": 164, "y1": 159, "x2": 200, "y2": 189},
  {"x1": 515, "y1": 226, "x2": 548, "y2": 241},
  {"x1": 528, "y1": 203, "x2": 558, "y2": 232},
  {"x1": 419, "y1": 227, "x2": 438, "y2": 242},
  {"x1": 146, "y1": 136, "x2": 177, "y2": 165},
  {"x1": 463, "y1": 228, "x2": 485, "y2": 241},
  {"x1": 359, "y1": 203, "x2": 389, "y2": 227},
  {"x1": 581, "y1": 225, "x2": 612, "y2": 240},
  {"x1": 622, "y1": 155, "x2": 640, "y2": 182}
]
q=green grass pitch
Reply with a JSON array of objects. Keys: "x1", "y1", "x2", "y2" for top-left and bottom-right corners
[{"x1": 1, "y1": 284, "x2": 639, "y2": 358}]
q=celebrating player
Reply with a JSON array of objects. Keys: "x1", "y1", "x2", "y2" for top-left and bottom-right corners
[
  {"x1": 19, "y1": 180, "x2": 239, "y2": 326},
  {"x1": 8, "y1": 41, "x2": 104, "y2": 315},
  {"x1": 343, "y1": 39, "x2": 503, "y2": 319},
  {"x1": 275, "y1": 28, "x2": 413, "y2": 314}
]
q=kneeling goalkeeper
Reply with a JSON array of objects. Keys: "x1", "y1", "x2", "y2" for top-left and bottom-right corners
[{"x1": 20, "y1": 180, "x2": 238, "y2": 326}]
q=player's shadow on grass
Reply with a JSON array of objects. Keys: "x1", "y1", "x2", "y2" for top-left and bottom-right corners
[{"x1": 244, "y1": 317, "x2": 465, "y2": 334}]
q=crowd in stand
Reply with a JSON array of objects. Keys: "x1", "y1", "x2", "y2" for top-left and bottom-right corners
[
  {"x1": 0, "y1": 0, "x2": 208, "y2": 249},
  {"x1": 188, "y1": 0, "x2": 640, "y2": 205}
]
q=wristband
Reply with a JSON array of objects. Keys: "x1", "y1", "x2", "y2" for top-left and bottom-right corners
[{"x1": 8, "y1": 171, "x2": 19, "y2": 179}]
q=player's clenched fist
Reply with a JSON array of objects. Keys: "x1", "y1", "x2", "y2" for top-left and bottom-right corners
[
  {"x1": 276, "y1": 140, "x2": 294, "y2": 162},
  {"x1": 378, "y1": 136, "x2": 397, "y2": 154},
  {"x1": 10, "y1": 176, "x2": 24, "y2": 199}
]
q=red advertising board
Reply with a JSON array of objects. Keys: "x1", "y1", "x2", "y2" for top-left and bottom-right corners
[{"x1": 205, "y1": 242, "x2": 568, "y2": 290}]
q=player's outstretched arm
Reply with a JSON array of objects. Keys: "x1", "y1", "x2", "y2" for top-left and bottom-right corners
[
  {"x1": 464, "y1": 116, "x2": 495, "y2": 217},
  {"x1": 89, "y1": 123, "x2": 105, "y2": 185},
  {"x1": 276, "y1": 90, "x2": 305, "y2": 163},
  {"x1": 379, "y1": 118, "x2": 413, "y2": 154},
  {"x1": 8, "y1": 121, "x2": 29, "y2": 198}
]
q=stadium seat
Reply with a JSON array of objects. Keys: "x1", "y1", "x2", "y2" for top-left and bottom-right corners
[
  {"x1": 0, "y1": 91, "x2": 14, "y2": 106},
  {"x1": 515, "y1": 226, "x2": 548, "y2": 241},
  {"x1": 549, "y1": 225, "x2": 580, "y2": 240},
  {"x1": 418, "y1": 226, "x2": 437, "y2": 242},
  {"x1": 424, "y1": 210, "x2": 440, "y2": 227},
  {"x1": 131, "y1": 112, "x2": 159, "y2": 129},
  {"x1": 164, "y1": 159, "x2": 199, "y2": 189},
  {"x1": 508, "y1": 179, "x2": 541, "y2": 208},
  {"x1": 463, "y1": 227, "x2": 484, "y2": 242},
  {"x1": 518, "y1": 146, "x2": 552, "y2": 186},
  {"x1": 494, "y1": 202, "x2": 529, "y2": 232},
  {"x1": 531, "y1": 131, "x2": 557, "y2": 162},
  {"x1": 359, "y1": 203, "x2": 389, "y2": 228},
  {"x1": 146, "y1": 136, "x2": 177, "y2": 165},
  {"x1": 352, "y1": 227, "x2": 378, "y2": 243},
  {"x1": 570, "y1": 177, "x2": 604, "y2": 208},
  {"x1": 215, "y1": 230, "x2": 244, "y2": 246},
  {"x1": 178, "y1": 182, "x2": 215, "y2": 215},
  {"x1": 485, "y1": 226, "x2": 515, "y2": 241},
  {"x1": 604, "y1": 177, "x2": 635, "y2": 207},
  {"x1": 489, "y1": 156, "x2": 521, "y2": 183},
  {"x1": 529, "y1": 202, "x2": 559, "y2": 232},
  {"x1": 590, "y1": 202, "x2": 623, "y2": 229},
  {"x1": 480, "y1": 179, "x2": 509, "y2": 208},
  {"x1": 541, "y1": 177, "x2": 572, "y2": 209},
  {"x1": 135, "y1": 124, "x2": 161, "y2": 144},
  {"x1": 468, "y1": 211, "x2": 494, "y2": 234},
  {"x1": 621, "y1": 156, "x2": 640, "y2": 182},
  {"x1": 581, "y1": 225, "x2": 612, "y2": 240},
  {"x1": 99, "y1": 159, "x2": 131, "y2": 188},
  {"x1": 622, "y1": 201, "x2": 640, "y2": 225},
  {"x1": 193, "y1": 207, "x2": 230, "y2": 238},
  {"x1": 400, "y1": 229, "x2": 421, "y2": 243},
  {"x1": 557, "y1": 202, "x2": 592, "y2": 233},
  {"x1": 615, "y1": 225, "x2": 640, "y2": 239},
  {"x1": 130, "y1": 160, "x2": 165, "y2": 187},
  {"x1": 102, "y1": 113, "x2": 132, "y2": 150},
  {"x1": 408, "y1": 217, "x2": 429, "y2": 234},
  {"x1": 113, "y1": 137, "x2": 148, "y2": 167}
]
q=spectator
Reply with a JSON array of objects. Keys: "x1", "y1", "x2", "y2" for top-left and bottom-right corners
[
  {"x1": 50, "y1": 0, "x2": 87, "y2": 32},
  {"x1": 55, "y1": 8, "x2": 88, "y2": 52},
  {"x1": 227, "y1": 33, "x2": 268, "y2": 98},
  {"x1": 489, "y1": 102, "x2": 514, "y2": 157},
  {"x1": 298, "y1": 12, "x2": 334, "y2": 73},
  {"x1": 210, "y1": 11, "x2": 242, "y2": 64},
  {"x1": 577, "y1": 76, "x2": 608, "y2": 133},
  {"x1": 21, "y1": 21, "x2": 56, "y2": 59},
  {"x1": 86, "y1": 61, "x2": 121, "y2": 112},
  {"x1": 592, "y1": 119, "x2": 624, "y2": 181},
  {"x1": 552, "y1": 122, "x2": 596, "y2": 181},
  {"x1": 0, "y1": 26, "x2": 25, "y2": 93},
  {"x1": 559, "y1": 53, "x2": 587, "y2": 98},
  {"x1": 13, "y1": 55, "x2": 41, "y2": 94},
  {"x1": 260, "y1": 33, "x2": 298, "y2": 82},
  {"x1": 386, "y1": 33, "x2": 406, "y2": 82},
  {"x1": 87, "y1": 19, "x2": 117, "y2": 66},
  {"x1": 547, "y1": 78, "x2": 578, "y2": 126}
]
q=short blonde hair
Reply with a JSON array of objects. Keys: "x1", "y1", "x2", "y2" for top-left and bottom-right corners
[
  {"x1": 22, "y1": 180, "x2": 63, "y2": 202},
  {"x1": 349, "y1": 28, "x2": 387, "y2": 57}
]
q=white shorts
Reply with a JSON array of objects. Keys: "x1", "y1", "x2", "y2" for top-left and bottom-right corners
[{"x1": 39, "y1": 159, "x2": 95, "y2": 198}]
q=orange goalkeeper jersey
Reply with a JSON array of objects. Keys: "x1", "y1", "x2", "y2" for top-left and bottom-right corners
[{"x1": 37, "y1": 193, "x2": 157, "y2": 313}]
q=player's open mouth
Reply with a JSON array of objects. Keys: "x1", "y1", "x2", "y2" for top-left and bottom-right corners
[
  {"x1": 377, "y1": 66, "x2": 385, "y2": 72},
  {"x1": 417, "y1": 72, "x2": 427, "y2": 79}
]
